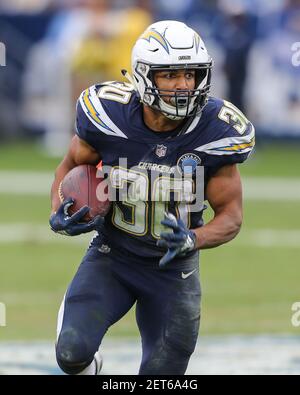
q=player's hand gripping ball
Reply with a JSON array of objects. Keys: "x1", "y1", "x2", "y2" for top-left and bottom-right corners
[{"x1": 50, "y1": 164, "x2": 111, "y2": 236}]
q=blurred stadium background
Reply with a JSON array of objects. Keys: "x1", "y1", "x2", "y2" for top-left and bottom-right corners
[{"x1": 0, "y1": 0, "x2": 300, "y2": 375}]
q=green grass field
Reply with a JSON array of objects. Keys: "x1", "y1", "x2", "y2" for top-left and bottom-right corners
[{"x1": 0, "y1": 142, "x2": 299, "y2": 341}]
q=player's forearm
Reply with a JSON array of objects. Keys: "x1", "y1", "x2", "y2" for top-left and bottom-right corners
[
  {"x1": 193, "y1": 211, "x2": 242, "y2": 250},
  {"x1": 50, "y1": 158, "x2": 76, "y2": 214}
]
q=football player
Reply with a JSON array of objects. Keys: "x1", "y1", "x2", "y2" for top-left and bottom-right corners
[{"x1": 50, "y1": 20, "x2": 255, "y2": 375}]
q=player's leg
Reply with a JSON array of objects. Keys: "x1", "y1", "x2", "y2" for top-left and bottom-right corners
[
  {"x1": 136, "y1": 254, "x2": 201, "y2": 375},
  {"x1": 56, "y1": 246, "x2": 136, "y2": 375}
]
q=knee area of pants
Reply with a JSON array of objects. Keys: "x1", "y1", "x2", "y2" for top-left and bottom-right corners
[
  {"x1": 139, "y1": 340, "x2": 191, "y2": 375},
  {"x1": 56, "y1": 329, "x2": 93, "y2": 374},
  {"x1": 164, "y1": 327, "x2": 198, "y2": 356},
  {"x1": 164, "y1": 296, "x2": 200, "y2": 355}
]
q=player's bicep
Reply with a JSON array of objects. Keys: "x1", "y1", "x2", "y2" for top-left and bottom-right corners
[
  {"x1": 206, "y1": 164, "x2": 243, "y2": 221},
  {"x1": 66, "y1": 136, "x2": 101, "y2": 167}
]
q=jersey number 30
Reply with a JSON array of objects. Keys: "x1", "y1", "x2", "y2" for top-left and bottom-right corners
[
  {"x1": 218, "y1": 100, "x2": 249, "y2": 135},
  {"x1": 110, "y1": 167, "x2": 193, "y2": 239}
]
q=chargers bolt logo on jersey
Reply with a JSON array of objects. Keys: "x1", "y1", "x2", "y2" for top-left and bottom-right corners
[{"x1": 177, "y1": 153, "x2": 201, "y2": 175}]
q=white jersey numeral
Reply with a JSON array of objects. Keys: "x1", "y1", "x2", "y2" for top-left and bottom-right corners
[
  {"x1": 98, "y1": 82, "x2": 134, "y2": 104},
  {"x1": 218, "y1": 100, "x2": 249, "y2": 135},
  {"x1": 110, "y1": 168, "x2": 193, "y2": 238}
]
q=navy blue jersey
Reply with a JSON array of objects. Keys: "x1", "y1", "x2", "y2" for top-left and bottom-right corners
[{"x1": 76, "y1": 81, "x2": 255, "y2": 259}]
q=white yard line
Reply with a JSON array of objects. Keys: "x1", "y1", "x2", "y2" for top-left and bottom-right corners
[
  {"x1": 0, "y1": 224, "x2": 299, "y2": 248},
  {"x1": 0, "y1": 171, "x2": 300, "y2": 201},
  {"x1": 0, "y1": 171, "x2": 53, "y2": 196},
  {"x1": 0, "y1": 336, "x2": 299, "y2": 375},
  {"x1": 0, "y1": 223, "x2": 91, "y2": 245},
  {"x1": 240, "y1": 229, "x2": 300, "y2": 248},
  {"x1": 242, "y1": 177, "x2": 300, "y2": 201}
]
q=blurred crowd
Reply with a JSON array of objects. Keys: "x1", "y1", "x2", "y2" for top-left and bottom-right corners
[{"x1": 0, "y1": 0, "x2": 300, "y2": 153}]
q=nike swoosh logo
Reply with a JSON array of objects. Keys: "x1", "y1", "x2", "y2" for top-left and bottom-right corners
[{"x1": 181, "y1": 269, "x2": 196, "y2": 279}]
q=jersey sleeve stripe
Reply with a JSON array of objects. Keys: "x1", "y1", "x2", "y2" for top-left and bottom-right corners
[
  {"x1": 82, "y1": 89, "x2": 112, "y2": 131},
  {"x1": 195, "y1": 125, "x2": 255, "y2": 155},
  {"x1": 79, "y1": 86, "x2": 128, "y2": 139}
]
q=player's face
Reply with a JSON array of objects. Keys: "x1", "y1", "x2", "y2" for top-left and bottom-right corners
[{"x1": 153, "y1": 70, "x2": 196, "y2": 106}]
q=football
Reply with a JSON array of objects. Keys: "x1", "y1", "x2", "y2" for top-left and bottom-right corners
[{"x1": 58, "y1": 164, "x2": 111, "y2": 221}]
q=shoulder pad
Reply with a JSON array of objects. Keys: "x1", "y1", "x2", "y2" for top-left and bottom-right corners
[
  {"x1": 195, "y1": 98, "x2": 255, "y2": 157},
  {"x1": 78, "y1": 83, "x2": 130, "y2": 139}
]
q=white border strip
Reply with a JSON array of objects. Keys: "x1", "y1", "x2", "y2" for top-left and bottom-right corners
[
  {"x1": 0, "y1": 172, "x2": 300, "y2": 201},
  {"x1": 0, "y1": 224, "x2": 299, "y2": 248}
]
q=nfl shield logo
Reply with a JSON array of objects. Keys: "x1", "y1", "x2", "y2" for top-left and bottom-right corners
[{"x1": 155, "y1": 144, "x2": 167, "y2": 158}]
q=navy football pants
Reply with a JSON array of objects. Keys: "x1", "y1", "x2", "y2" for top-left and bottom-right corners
[{"x1": 56, "y1": 245, "x2": 201, "y2": 375}]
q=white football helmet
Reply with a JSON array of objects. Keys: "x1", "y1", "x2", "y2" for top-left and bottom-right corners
[{"x1": 129, "y1": 20, "x2": 213, "y2": 120}]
